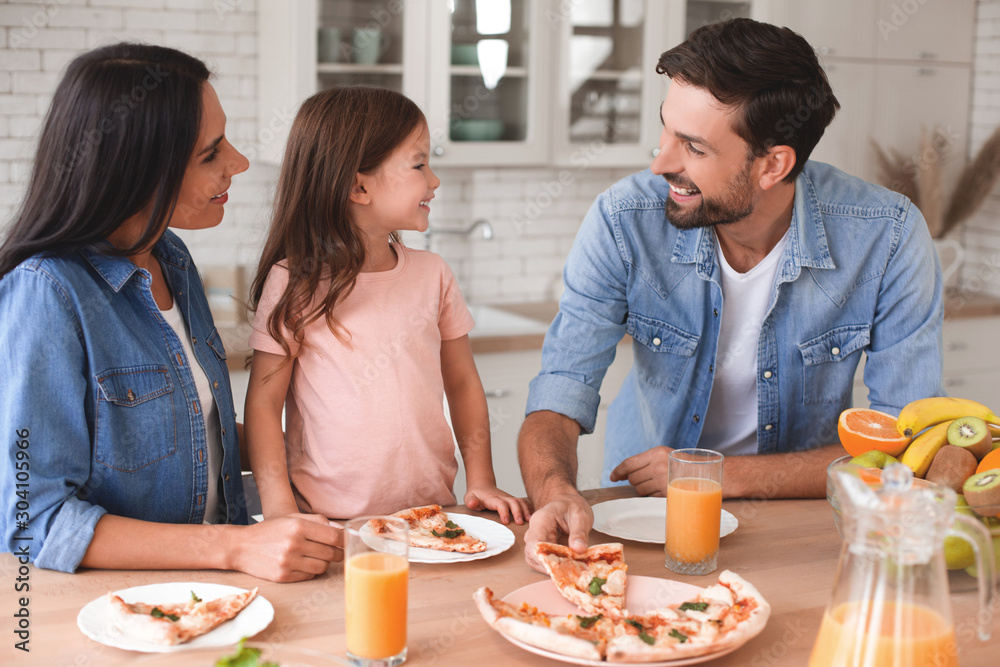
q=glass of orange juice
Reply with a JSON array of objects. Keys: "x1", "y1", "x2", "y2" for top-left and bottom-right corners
[
  {"x1": 665, "y1": 448, "x2": 724, "y2": 575},
  {"x1": 345, "y1": 516, "x2": 409, "y2": 667}
]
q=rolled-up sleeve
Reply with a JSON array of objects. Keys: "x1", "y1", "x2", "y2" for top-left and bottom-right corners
[
  {"x1": 0, "y1": 268, "x2": 107, "y2": 573},
  {"x1": 526, "y1": 192, "x2": 629, "y2": 433}
]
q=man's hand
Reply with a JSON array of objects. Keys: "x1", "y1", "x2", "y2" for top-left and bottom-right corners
[
  {"x1": 609, "y1": 446, "x2": 673, "y2": 496},
  {"x1": 523, "y1": 491, "x2": 593, "y2": 573}
]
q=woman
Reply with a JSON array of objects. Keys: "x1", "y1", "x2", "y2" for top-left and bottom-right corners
[{"x1": 0, "y1": 43, "x2": 342, "y2": 582}]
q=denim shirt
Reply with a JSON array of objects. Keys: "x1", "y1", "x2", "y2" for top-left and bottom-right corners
[
  {"x1": 525, "y1": 161, "x2": 944, "y2": 484},
  {"x1": 0, "y1": 230, "x2": 248, "y2": 573}
]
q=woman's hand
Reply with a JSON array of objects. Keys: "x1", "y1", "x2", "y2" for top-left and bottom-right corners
[
  {"x1": 464, "y1": 484, "x2": 532, "y2": 525},
  {"x1": 230, "y1": 516, "x2": 343, "y2": 582}
]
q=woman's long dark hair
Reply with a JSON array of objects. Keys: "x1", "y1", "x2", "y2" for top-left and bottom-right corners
[
  {"x1": 249, "y1": 86, "x2": 424, "y2": 361},
  {"x1": 0, "y1": 43, "x2": 210, "y2": 279}
]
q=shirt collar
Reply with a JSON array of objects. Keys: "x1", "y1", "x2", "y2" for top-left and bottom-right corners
[{"x1": 82, "y1": 230, "x2": 191, "y2": 292}]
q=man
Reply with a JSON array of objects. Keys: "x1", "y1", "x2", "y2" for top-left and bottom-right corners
[{"x1": 518, "y1": 19, "x2": 944, "y2": 568}]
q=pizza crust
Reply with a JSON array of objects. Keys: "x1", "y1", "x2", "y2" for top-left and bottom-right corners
[{"x1": 370, "y1": 505, "x2": 488, "y2": 553}]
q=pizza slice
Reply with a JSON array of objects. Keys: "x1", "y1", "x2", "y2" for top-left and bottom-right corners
[
  {"x1": 534, "y1": 542, "x2": 627, "y2": 618},
  {"x1": 474, "y1": 570, "x2": 770, "y2": 663},
  {"x1": 107, "y1": 587, "x2": 258, "y2": 645},
  {"x1": 605, "y1": 571, "x2": 770, "y2": 662},
  {"x1": 368, "y1": 504, "x2": 488, "y2": 553}
]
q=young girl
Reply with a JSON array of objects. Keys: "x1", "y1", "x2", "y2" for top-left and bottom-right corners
[{"x1": 245, "y1": 87, "x2": 530, "y2": 524}]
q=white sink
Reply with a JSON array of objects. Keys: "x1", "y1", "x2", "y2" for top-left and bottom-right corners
[{"x1": 467, "y1": 304, "x2": 549, "y2": 338}]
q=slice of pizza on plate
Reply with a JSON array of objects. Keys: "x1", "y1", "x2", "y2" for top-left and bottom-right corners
[
  {"x1": 473, "y1": 570, "x2": 770, "y2": 663},
  {"x1": 107, "y1": 587, "x2": 258, "y2": 645},
  {"x1": 534, "y1": 542, "x2": 627, "y2": 618},
  {"x1": 368, "y1": 504, "x2": 488, "y2": 553}
]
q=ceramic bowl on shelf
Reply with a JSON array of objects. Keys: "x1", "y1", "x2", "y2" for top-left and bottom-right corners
[
  {"x1": 451, "y1": 43, "x2": 479, "y2": 65},
  {"x1": 450, "y1": 119, "x2": 504, "y2": 142}
]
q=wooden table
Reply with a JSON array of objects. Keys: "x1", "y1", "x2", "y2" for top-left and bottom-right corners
[{"x1": 4, "y1": 487, "x2": 998, "y2": 665}]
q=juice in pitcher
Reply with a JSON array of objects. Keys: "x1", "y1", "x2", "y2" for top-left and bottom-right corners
[
  {"x1": 808, "y1": 600, "x2": 958, "y2": 667},
  {"x1": 345, "y1": 551, "x2": 409, "y2": 661},
  {"x1": 666, "y1": 477, "x2": 723, "y2": 563}
]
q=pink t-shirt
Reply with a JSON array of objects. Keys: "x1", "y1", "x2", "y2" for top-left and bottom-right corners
[{"x1": 249, "y1": 244, "x2": 475, "y2": 519}]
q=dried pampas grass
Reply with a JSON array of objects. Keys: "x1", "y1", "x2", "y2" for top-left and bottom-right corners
[
  {"x1": 872, "y1": 124, "x2": 1000, "y2": 239},
  {"x1": 942, "y1": 124, "x2": 1000, "y2": 236}
]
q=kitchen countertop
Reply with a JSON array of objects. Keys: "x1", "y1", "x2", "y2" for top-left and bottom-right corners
[{"x1": 9, "y1": 485, "x2": 997, "y2": 666}]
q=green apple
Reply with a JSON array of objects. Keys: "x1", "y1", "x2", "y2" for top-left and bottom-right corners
[{"x1": 849, "y1": 450, "x2": 900, "y2": 469}]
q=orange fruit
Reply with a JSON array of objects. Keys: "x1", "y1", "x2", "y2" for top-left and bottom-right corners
[
  {"x1": 838, "y1": 408, "x2": 912, "y2": 458},
  {"x1": 976, "y1": 446, "x2": 1000, "y2": 475}
]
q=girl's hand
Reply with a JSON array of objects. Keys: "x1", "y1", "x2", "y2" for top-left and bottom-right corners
[
  {"x1": 464, "y1": 485, "x2": 532, "y2": 525},
  {"x1": 230, "y1": 516, "x2": 344, "y2": 582}
]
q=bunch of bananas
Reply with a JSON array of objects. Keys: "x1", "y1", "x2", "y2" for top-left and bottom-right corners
[{"x1": 896, "y1": 397, "x2": 1000, "y2": 477}]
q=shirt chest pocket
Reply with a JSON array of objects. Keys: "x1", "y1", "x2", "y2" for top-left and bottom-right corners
[
  {"x1": 798, "y1": 324, "x2": 870, "y2": 405},
  {"x1": 626, "y1": 312, "x2": 699, "y2": 393},
  {"x1": 94, "y1": 365, "x2": 176, "y2": 471}
]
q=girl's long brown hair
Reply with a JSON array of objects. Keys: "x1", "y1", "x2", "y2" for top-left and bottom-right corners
[{"x1": 249, "y1": 86, "x2": 424, "y2": 362}]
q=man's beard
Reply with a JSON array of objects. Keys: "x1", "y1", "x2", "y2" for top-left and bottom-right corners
[{"x1": 664, "y1": 161, "x2": 756, "y2": 230}]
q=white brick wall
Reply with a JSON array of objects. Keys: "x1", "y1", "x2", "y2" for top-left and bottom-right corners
[{"x1": 2, "y1": 1, "x2": 999, "y2": 305}]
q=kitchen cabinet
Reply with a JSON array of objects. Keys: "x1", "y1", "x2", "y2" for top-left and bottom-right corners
[
  {"x1": 809, "y1": 60, "x2": 877, "y2": 181},
  {"x1": 875, "y1": 0, "x2": 976, "y2": 64},
  {"x1": 769, "y1": 0, "x2": 875, "y2": 60}
]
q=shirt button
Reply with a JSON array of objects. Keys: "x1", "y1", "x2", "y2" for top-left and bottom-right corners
[
  {"x1": 713, "y1": 309, "x2": 719, "y2": 317},
  {"x1": 831, "y1": 347, "x2": 841, "y2": 356},
  {"x1": 192, "y1": 337, "x2": 197, "y2": 345},
  {"x1": 765, "y1": 424, "x2": 773, "y2": 431},
  {"x1": 224, "y1": 473, "x2": 230, "y2": 482},
  {"x1": 652, "y1": 337, "x2": 661, "y2": 346},
  {"x1": 763, "y1": 371, "x2": 772, "y2": 379},
  {"x1": 709, "y1": 364, "x2": 714, "y2": 373},
  {"x1": 693, "y1": 414, "x2": 700, "y2": 423},
  {"x1": 213, "y1": 381, "x2": 219, "y2": 389},
  {"x1": 126, "y1": 389, "x2": 135, "y2": 402}
]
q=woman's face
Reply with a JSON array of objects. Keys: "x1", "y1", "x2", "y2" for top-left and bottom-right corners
[{"x1": 170, "y1": 82, "x2": 249, "y2": 231}]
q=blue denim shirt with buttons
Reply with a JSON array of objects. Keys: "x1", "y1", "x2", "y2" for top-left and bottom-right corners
[
  {"x1": 525, "y1": 161, "x2": 944, "y2": 486},
  {"x1": 0, "y1": 230, "x2": 248, "y2": 573}
]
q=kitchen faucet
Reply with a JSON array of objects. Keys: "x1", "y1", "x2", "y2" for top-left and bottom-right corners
[{"x1": 423, "y1": 219, "x2": 494, "y2": 249}]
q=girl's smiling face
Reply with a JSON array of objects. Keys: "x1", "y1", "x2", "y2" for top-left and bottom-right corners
[
  {"x1": 357, "y1": 121, "x2": 440, "y2": 238},
  {"x1": 169, "y1": 82, "x2": 249, "y2": 231}
]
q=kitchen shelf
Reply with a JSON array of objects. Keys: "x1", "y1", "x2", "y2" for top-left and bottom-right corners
[{"x1": 316, "y1": 63, "x2": 404, "y2": 75}]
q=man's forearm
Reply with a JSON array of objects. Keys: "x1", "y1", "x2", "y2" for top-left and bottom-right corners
[
  {"x1": 723, "y1": 444, "x2": 844, "y2": 499},
  {"x1": 517, "y1": 410, "x2": 583, "y2": 506}
]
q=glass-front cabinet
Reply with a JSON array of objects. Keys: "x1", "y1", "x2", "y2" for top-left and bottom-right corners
[
  {"x1": 257, "y1": 1, "x2": 777, "y2": 167},
  {"x1": 424, "y1": 0, "x2": 549, "y2": 164}
]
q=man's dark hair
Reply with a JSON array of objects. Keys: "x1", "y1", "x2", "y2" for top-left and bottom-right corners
[{"x1": 657, "y1": 18, "x2": 839, "y2": 182}]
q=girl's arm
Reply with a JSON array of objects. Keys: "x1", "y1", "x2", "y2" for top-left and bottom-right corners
[
  {"x1": 244, "y1": 349, "x2": 301, "y2": 518},
  {"x1": 440, "y1": 335, "x2": 530, "y2": 524},
  {"x1": 79, "y1": 513, "x2": 342, "y2": 582}
]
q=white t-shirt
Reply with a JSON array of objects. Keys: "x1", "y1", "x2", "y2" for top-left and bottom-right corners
[
  {"x1": 160, "y1": 301, "x2": 224, "y2": 524},
  {"x1": 701, "y1": 230, "x2": 790, "y2": 456}
]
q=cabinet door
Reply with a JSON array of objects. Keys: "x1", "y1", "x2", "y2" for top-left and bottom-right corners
[
  {"x1": 810, "y1": 59, "x2": 876, "y2": 181},
  {"x1": 875, "y1": 0, "x2": 975, "y2": 63},
  {"x1": 256, "y1": 0, "x2": 427, "y2": 164},
  {"x1": 551, "y1": 0, "x2": 669, "y2": 167},
  {"x1": 452, "y1": 349, "x2": 541, "y2": 499},
  {"x1": 769, "y1": 0, "x2": 875, "y2": 59},
  {"x1": 871, "y1": 62, "x2": 972, "y2": 192},
  {"x1": 424, "y1": 0, "x2": 551, "y2": 166}
]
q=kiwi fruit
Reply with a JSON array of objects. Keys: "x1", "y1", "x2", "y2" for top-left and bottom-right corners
[
  {"x1": 963, "y1": 470, "x2": 1000, "y2": 517},
  {"x1": 947, "y1": 416, "x2": 992, "y2": 461},
  {"x1": 926, "y1": 445, "x2": 979, "y2": 494}
]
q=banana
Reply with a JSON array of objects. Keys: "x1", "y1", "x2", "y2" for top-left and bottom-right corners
[
  {"x1": 899, "y1": 420, "x2": 953, "y2": 478},
  {"x1": 895, "y1": 397, "x2": 1000, "y2": 438},
  {"x1": 990, "y1": 424, "x2": 1000, "y2": 440}
]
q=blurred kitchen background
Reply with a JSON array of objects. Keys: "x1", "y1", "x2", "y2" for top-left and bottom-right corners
[{"x1": 1, "y1": 0, "x2": 999, "y2": 493}]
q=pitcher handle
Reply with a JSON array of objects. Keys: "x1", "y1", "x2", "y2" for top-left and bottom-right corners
[{"x1": 949, "y1": 513, "x2": 996, "y2": 641}]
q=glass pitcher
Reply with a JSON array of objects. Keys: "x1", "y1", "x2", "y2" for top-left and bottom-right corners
[{"x1": 809, "y1": 463, "x2": 996, "y2": 667}]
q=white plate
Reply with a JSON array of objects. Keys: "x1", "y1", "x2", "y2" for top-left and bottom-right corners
[
  {"x1": 497, "y1": 576, "x2": 748, "y2": 666},
  {"x1": 369, "y1": 513, "x2": 516, "y2": 564},
  {"x1": 77, "y1": 582, "x2": 274, "y2": 653},
  {"x1": 592, "y1": 497, "x2": 738, "y2": 544},
  {"x1": 134, "y1": 643, "x2": 353, "y2": 666}
]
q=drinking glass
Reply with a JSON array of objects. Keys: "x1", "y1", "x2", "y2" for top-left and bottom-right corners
[
  {"x1": 665, "y1": 448, "x2": 724, "y2": 575},
  {"x1": 345, "y1": 516, "x2": 409, "y2": 667}
]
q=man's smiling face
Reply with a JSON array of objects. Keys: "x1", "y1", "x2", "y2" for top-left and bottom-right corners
[{"x1": 650, "y1": 80, "x2": 762, "y2": 230}]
